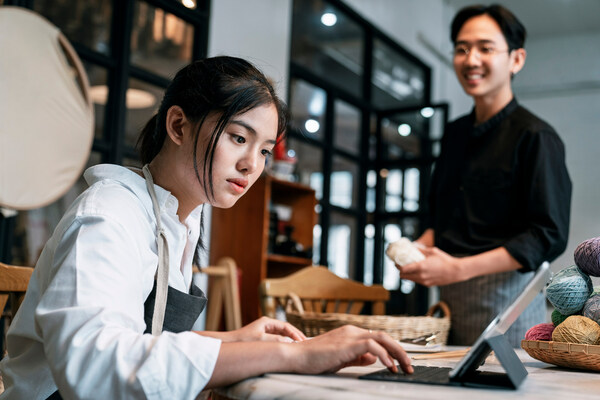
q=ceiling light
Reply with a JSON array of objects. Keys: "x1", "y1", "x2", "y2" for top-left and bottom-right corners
[
  {"x1": 181, "y1": 0, "x2": 196, "y2": 9},
  {"x1": 398, "y1": 123, "x2": 411, "y2": 136},
  {"x1": 321, "y1": 12, "x2": 337, "y2": 27},
  {"x1": 305, "y1": 119, "x2": 320, "y2": 133},
  {"x1": 420, "y1": 107, "x2": 435, "y2": 118}
]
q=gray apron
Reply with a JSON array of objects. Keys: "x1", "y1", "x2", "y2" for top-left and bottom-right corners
[
  {"x1": 440, "y1": 269, "x2": 545, "y2": 347},
  {"x1": 47, "y1": 165, "x2": 207, "y2": 399}
]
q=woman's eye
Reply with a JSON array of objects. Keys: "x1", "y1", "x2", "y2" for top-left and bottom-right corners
[
  {"x1": 232, "y1": 134, "x2": 246, "y2": 144},
  {"x1": 261, "y1": 149, "x2": 273, "y2": 157}
]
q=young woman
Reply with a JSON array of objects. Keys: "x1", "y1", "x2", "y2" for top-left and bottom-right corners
[{"x1": 0, "y1": 56, "x2": 412, "y2": 399}]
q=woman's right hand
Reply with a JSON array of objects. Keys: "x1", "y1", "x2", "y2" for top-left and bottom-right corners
[{"x1": 291, "y1": 325, "x2": 413, "y2": 375}]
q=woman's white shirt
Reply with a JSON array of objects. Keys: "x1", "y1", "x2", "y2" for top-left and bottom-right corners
[{"x1": 0, "y1": 164, "x2": 220, "y2": 399}]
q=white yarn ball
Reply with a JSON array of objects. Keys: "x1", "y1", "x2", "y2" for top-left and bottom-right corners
[{"x1": 385, "y1": 238, "x2": 425, "y2": 266}]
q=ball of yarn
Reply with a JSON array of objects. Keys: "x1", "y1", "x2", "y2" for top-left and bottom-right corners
[
  {"x1": 525, "y1": 323, "x2": 555, "y2": 341},
  {"x1": 574, "y1": 237, "x2": 600, "y2": 277},
  {"x1": 552, "y1": 315, "x2": 600, "y2": 345},
  {"x1": 551, "y1": 309, "x2": 569, "y2": 326},
  {"x1": 546, "y1": 265, "x2": 592, "y2": 315},
  {"x1": 583, "y1": 294, "x2": 600, "y2": 324}
]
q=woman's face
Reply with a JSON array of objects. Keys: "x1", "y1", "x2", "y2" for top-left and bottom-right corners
[{"x1": 202, "y1": 103, "x2": 278, "y2": 208}]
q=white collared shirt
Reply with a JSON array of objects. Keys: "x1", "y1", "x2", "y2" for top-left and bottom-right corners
[{"x1": 0, "y1": 164, "x2": 220, "y2": 399}]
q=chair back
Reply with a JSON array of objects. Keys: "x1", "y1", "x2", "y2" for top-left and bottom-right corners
[
  {"x1": 194, "y1": 257, "x2": 242, "y2": 331},
  {"x1": 0, "y1": 263, "x2": 33, "y2": 318},
  {"x1": 260, "y1": 266, "x2": 389, "y2": 318}
]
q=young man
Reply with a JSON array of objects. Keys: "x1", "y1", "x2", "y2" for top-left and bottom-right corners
[{"x1": 397, "y1": 4, "x2": 571, "y2": 346}]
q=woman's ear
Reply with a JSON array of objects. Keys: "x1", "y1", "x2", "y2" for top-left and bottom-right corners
[
  {"x1": 165, "y1": 105, "x2": 188, "y2": 146},
  {"x1": 510, "y1": 48, "x2": 527, "y2": 76}
]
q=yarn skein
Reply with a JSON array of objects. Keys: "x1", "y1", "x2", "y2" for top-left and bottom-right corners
[
  {"x1": 546, "y1": 265, "x2": 592, "y2": 315},
  {"x1": 552, "y1": 315, "x2": 600, "y2": 345},
  {"x1": 551, "y1": 309, "x2": 569, "y2": 326},
  {"x1": 583, "y1": 294, "x2": 600, "y2": 325},
  {"x1": 525, "y1": 323, "x2": 555, "y2": 341},
  {"x1": 574, "y1": 237, "x2": 600, "y2": 277}
]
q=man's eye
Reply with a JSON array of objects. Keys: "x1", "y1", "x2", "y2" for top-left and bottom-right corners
[
  {"x1": 480, "y1": 47, "x2": 495, "y2": 54},
  {"x1": 454, "y1": 46, "x2": 468, "y2": 56}
]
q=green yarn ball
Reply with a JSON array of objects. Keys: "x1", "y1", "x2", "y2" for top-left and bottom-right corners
[
  {"x1": 546, "y1": 265, "x2": 593, "y2": 315},
  {"x1": 551, "y1": 308, "x2": 570, "y2": 326}
]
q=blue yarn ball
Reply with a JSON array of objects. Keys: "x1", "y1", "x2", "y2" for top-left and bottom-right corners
[
  {"x1": 546, "y1": 265, "x2": 593, "y2": 315},
  {"x1": 583, "y1": 294, "x2": 600, "y2": 325}
]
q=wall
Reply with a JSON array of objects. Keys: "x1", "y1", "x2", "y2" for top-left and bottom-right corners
[
  {"x1": 208, "y1": 0, "x2": 293, "y2": 98},
  {"x1": 514, "y1": 31, "x2": 600, "y2": 286}
]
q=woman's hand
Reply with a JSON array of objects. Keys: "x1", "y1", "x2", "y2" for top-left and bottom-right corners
[
  {"x1": 199, "y1": 316, "x2": 306, "y2": 343},
  {"x1": 291, "y1": 325, "x2": 413, "y2": 375}
]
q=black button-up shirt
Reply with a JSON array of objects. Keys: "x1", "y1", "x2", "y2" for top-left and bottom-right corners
[{"x1": 426, "y1": 98, "x2": 572, "y2": 271}]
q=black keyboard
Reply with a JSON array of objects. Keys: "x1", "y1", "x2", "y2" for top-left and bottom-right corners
[{"x1": 359, "y1": 365, "x2": 453, "y2": 385}]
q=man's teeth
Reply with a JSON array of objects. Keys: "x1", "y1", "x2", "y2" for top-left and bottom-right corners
[{"x1": 467, "y1": 74, "x2": 483, "y2": 79}]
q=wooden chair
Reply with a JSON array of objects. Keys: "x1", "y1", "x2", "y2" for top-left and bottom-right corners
[
  {"x1": 0, "y1": 263, "x2": 33, "y2": 321},
  {"x1": 260, "y1": 266, "x2": 389, "y2": 318},
  {"x1": 193, "y1": 257, "x2": 242, "y2": 331}
]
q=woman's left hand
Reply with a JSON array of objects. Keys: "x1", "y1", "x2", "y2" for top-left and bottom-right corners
[
  {"x1": 198, "y1": 316, "x2": 307, "y2": 343},
  {"x1": 233, "y1": 316, "x2": 307, "y2": 342}
]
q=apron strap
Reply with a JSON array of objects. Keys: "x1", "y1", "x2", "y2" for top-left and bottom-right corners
[{"x1": 142, "y1": 164, "x2": 169, "y2": 336}]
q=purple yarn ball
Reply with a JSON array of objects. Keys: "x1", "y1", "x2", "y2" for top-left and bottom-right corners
[
  {"x1": 525, "y1": 323, "x2": 555, "y2": 341},
  {"x1": 583, "y1": 294, "x2": 600, "y2": 324},
  {"x1": 574, "y1": 237, "x2": 600, "y2": 277}
]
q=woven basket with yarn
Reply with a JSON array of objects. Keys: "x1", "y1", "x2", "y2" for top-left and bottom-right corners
[
  {"x1": 521, "y1": 340, "x2": 600, "y2": 372},
  {"x1": 284, "y1": 292, "x2": 451, "y2": 345}
]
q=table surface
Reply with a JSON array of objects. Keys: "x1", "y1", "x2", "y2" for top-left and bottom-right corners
[{"x1": 212, "y1": 347, "x2": 600, "y2": 400}]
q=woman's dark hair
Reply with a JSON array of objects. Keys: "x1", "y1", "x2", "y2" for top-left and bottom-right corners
[
  {"x1": 137, "y1": 55, "x2": 289, "y2": 201},
  {"x1": 450, "y1": 4, "x2": 526, "y2": 51}
]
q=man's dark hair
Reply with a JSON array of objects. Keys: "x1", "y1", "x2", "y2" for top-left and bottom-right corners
[{"x1": 450, "y1": 4, "x2": 526, "y2": 51}]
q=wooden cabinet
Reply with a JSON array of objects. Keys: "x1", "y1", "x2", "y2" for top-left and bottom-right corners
[{"x1": 209, "y1": 174, "x2": 317, "y2": 325}]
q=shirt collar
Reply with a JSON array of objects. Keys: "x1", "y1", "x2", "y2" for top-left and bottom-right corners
[
  {"x1": 83, "y1": 164, "x2": 179, "y2": 217},
  {"x1": 470, "y1": 97, "x2": 519, "y2": 137}
]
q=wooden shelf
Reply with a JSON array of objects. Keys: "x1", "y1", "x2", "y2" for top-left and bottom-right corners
[{"x1": 210, "y1": 174, "x2": 316, "y2": 325}]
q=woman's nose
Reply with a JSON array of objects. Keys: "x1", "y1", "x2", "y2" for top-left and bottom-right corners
[{"x1": 237, "y1": 151, "x2": 258, "y2": 174}]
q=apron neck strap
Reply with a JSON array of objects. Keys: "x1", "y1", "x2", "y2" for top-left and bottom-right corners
[{"x1": 142, "y1": 164, "x2": 169, "y2": 336}]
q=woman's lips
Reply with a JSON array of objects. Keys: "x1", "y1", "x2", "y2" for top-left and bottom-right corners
[{"x1": 227, "y1": 178, "x2": 247, "y2": 194}]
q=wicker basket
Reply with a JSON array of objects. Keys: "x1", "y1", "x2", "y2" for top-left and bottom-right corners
[
  {"x1": 521, "y1": 340, "x2": 600, "y2": 372},
  {"x1": 285, "y1": 293, "x2": 451, "y2": 345}
]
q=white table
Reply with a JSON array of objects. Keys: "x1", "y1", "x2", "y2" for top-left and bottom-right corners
[{"x1": 212, "y1": 348, "x2": 600, "y2": 399}]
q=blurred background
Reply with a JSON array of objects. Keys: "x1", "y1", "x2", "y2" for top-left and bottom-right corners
[{"x1": 1, "y1": 0, "x2": 598, "y2": 316}]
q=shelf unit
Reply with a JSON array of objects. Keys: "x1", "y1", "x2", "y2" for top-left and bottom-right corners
[{"x1": 209, "y1": 174, "x2": 317, "y2": 325}]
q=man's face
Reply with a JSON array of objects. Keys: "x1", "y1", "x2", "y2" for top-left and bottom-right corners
[{"x1": 452, "y1": 14, "x2": 520, "y2": 101}]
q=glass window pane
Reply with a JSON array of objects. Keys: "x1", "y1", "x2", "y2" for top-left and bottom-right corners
[
  {"x1": 287, "y1": 137, "x2": 323, "y2": 200},
  {"x1": 384, "y1": 169, "x2": 402, "y2": 212},
  {"x1": 383, "y1": 224, "x2": 401, "y2": 290},
  {"x1": 372, "y1": 38, "x2": 426, "y2": 108},
  {"x1": 124, "y1": 78, "x2": 165, "y2": 148},
  {"x1": 289, "y1": 79, "x2": 327, "y2": 141},
  {"x1": 381, "y1": 116, "x2": 422, "y2": 160},
  {"x1": 86, "y1": 63, "x2": 109, "y2": 140},
  {"x1": 291, "y1": 0, "x2": 364, "y2": 97},
  {"x1": 328, "y1": 212, "x2": 357, "y2": 279},
  {"x1": 364, "y1": 223, "x2": 375, "y2": 285},
  {"x1": 334, "y1": 100, "x2": 361, "y2": 155},
  {"x1": 131, "y1": 1, "x2": 194, "y2": 78},
  {"x1": 404, "y1": 168, "x2": 420, "y2": 212},
  {"x1": 330, "y1": 156, "x2": 359, "y2": 209},
  {"x1": 366, "y1": 169, "x2": 376, "y2": 213},
  {"x1": 34, "y1": 0, "x2": 112, "y2": 55}
]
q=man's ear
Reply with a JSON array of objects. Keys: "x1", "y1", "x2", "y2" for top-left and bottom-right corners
[
  {"x1": 510, "y1": 48, "x2": 527, "y2": 76},
  {"x1": 165, "y1": 105, "x2": 188, "y2": 146}
]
